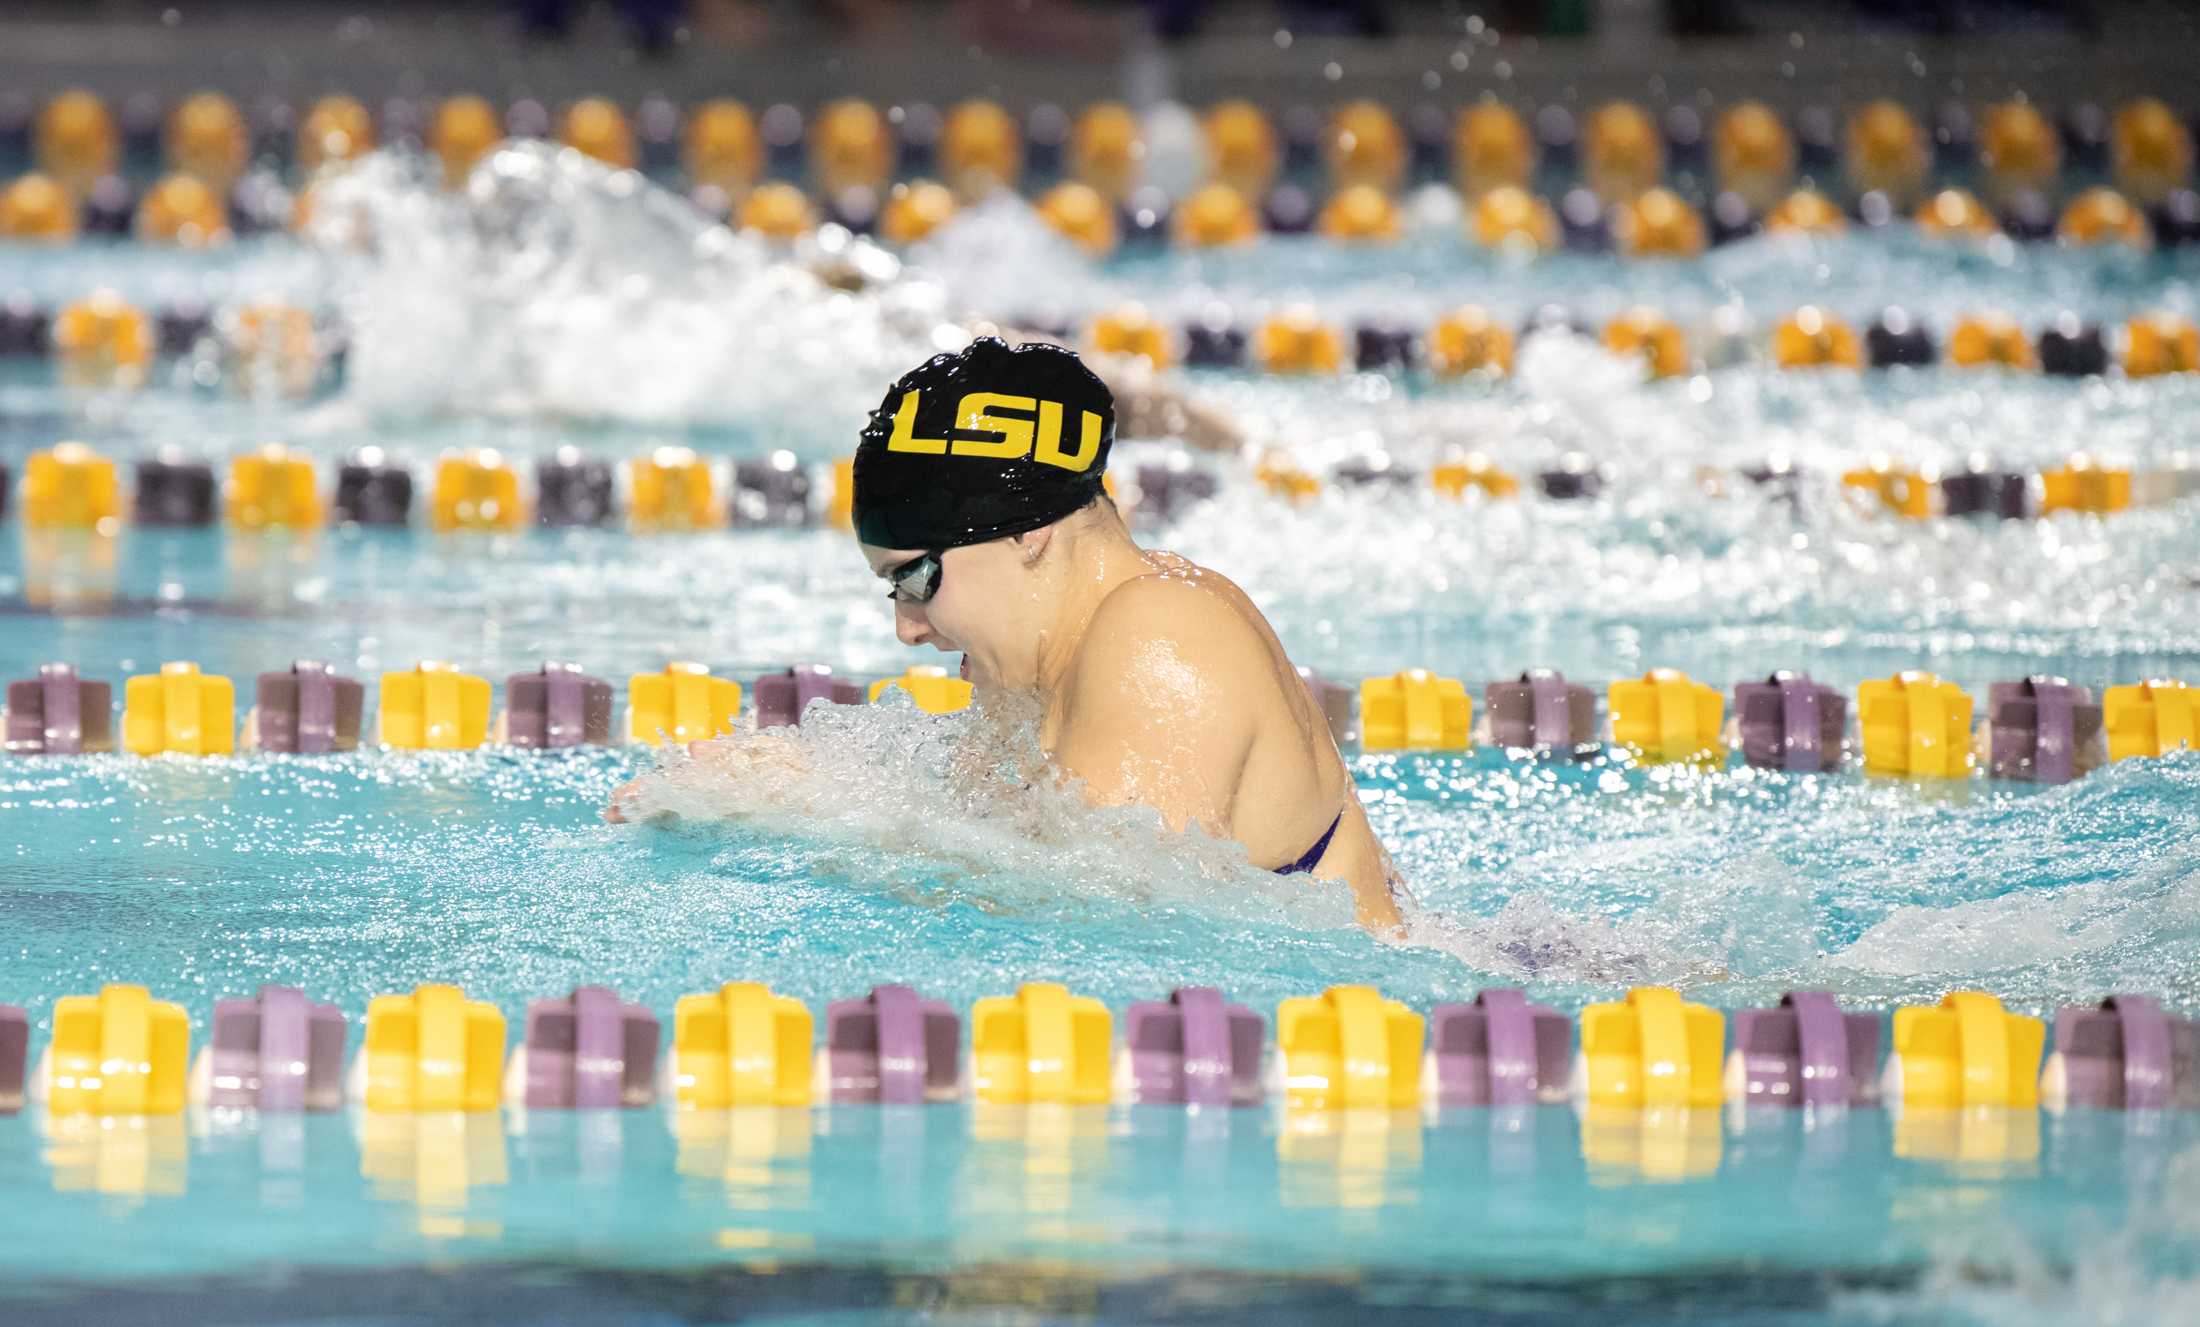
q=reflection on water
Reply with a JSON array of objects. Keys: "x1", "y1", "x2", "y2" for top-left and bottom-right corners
[
  {"x1": 1579, "y1": 1105, "x2": 1723, "y2": 1185},
  {"x1": 1278, "y1": 1107, "x2": 1423, "y2": 1210},
  {"x1": 0, "y1": 1101, "x2": 2194, "y2": 1319},
  {"x1": 673, "y1": 1105, "x2": 812, "y2": 1212},
  {"x1": 41, "y1": 1111, "x2": 187, "y2": 1200},
  {"x1": 1893, "y1": 1106, "x2": 2042, "y2": 1176},
  {"x1": 965, "y1": 1102, "x2": 1110, "y2": 1222},
  {"x1": 356, "y1": 1109, "x2": 507, "y2": 1234}
]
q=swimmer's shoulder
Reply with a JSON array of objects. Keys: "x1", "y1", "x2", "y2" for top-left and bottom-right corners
[{"x1": 1077, "y1": 560, "x2": 1272, "y2": 677}]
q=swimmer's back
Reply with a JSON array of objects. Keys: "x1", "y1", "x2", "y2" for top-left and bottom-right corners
[{"x1": 1045, "y1": 553, "x2": 1403, "y2": 929}]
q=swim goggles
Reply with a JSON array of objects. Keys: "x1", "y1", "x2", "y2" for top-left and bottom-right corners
[{"x1": 886, "y1": 550, "x2": 944, "y2": 604}]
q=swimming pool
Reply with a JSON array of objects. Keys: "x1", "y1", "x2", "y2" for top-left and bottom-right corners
[{"x1": 3, "y1": 144, "x2": 2199, "y2": 1325}]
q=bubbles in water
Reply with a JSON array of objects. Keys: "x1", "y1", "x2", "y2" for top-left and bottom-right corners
[{"x1": 615, "y1": 687, "x2": 1354, "y2": 933}]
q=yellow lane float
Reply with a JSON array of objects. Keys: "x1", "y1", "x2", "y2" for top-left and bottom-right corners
[
  {"x1": 225, "y1": 445, "x2": 324, "y2": 530},
  {"x1": 1254, "y1": 306, "x2": 1342, "y2": 374},
  {"x1": 1469, "y1": 183, "x2": 1557, "y2": 255},
  {"x1": 737, "y1": 181, "x2": 817, "y2": 238},
  {"x1": 1773, "y1": 306, "x2": 1862, "y2": 368},
  {"x1": 1275, "y1": 985, "x2": 1425, "y2": 1110},
  {"x1": 1857, "y1": 670, "x2": 1973, "y2": 778},
  {"x1": 1089, "y1": 303, "x2": 1173, "y2": 369},
  {"x1": 2112, "y1": 96, "x2": 2193, "y2": 204},
  {"x1": 670, "y1": 981, "x2": 813, "y2": 1108},
  {"x1": 430, "y1": 94, "x2": 502, "y2": 187},
  {"x1": 2104, "y1": 679, "x2": 2194, "y2": 761},
  {"x1": 880, "y1": 179, "x2": 957, "y2": 245},
  {"x1": 1915, "y1": 187, "x2": 1998, "y2": 239},
  {"x1": 559, "y1": 97, "x2": 636, "y2": 169},
  {"x1": 1254, "y1": 453, "x2": 1321, "y2": 503},
  {"x1": 628, "y1": 661, "x2": 742, "y2": 746},
  {"x1": 356, "y1": 984, "x2": 507, "y2": 1112},
  {"x1": 2057, "y1": 187, "x2": 2149, "y2": 248},
  {"x1": 0, "y1": 171, "x2": 78, "y2": 241},
  {"x1": 1070, "y1": 101, "x2": 1144, "y2": 200},
  {"x1": 37, "y1": 984, "x2": 190, "y2": 1116},
  {"x1": 1603, "y1": 308, "x2": 1690, "y2": 379},
  {"x1": 1324, "y1": 100, "x2": 1405, "y2": 192},
  {"x1": 971, "y1": 982, "x2": 1112, "y2": 1105},
  {"x1": 1846, "y1": 99, "x2": 1928, "y2": 203},
  {"x1": 2039, "y1": 454, "x2": 2133, "y2": 515},
  {"x1": 1358, "y1": 669, "x2": 1471, "y2": 752},
  {"x1": 1583, "y1": 100, "x2": 1664, "y2": 202},
  {"x1": 299, "y1": 95, "x2": 376, "y2": 173},
  {"x1": 1607, "y1": 668, "x2": 1724, "y2": 765},
  {"x1": 2123, "y1": 313, "x2": 2200, "y2": 377},
  {"x1": 827, "y1": 457, "x2": 856, "y2": 531},
  {"x1": 53, "y1": 293, "x2": 153, "y2": 390},
  {"x1": 123, "y1": 661, "x2": 235, "y2": 756},
  {"x1": 1202, "y1": 99, "x2": 1278, "y2": 197},
  {"x1": 379, "y1": 661, "x2": 492, "y2": 751},
  {"x1": 23, "y1": 442, "x2": 122, "y2": 530},
  {"x1": 869, "y1": 665, "x2": 972, "y2": 715},
  {"x1": 1713, "y1": 101, "x2": 1795, "y2": 213},
  {"x1": 429, "y1": 450, "x2": 524, "y2": 531},
  {"x1": 1173, "y1": 181, "x2": 1260, "y2": 248},
  {"x1": 1884, "y1": 991, "x2": 2043, "y2": 1109},
  {"x1": 1431, "y1": 451, "x2": 1518, "y2": 497},
  {"x1": 1576, "y1": 986, "x2": 1725, "y2": 1108},
  {"x1": 1454, "y1": 101, "x2": 1534, "y2": 199},
  {"x1": 1980, "y1": 100, "x2": 2061, "y2": 204},
  {"x1": 1316, "y1": 183, "x2": 1401, "y2": 243},
  {"x1": 685, "y1": 98, "x2": 761, "y2": 196},
  {"x1": 1612, "y1": 186, "x2": 1705, "y2": 257},
  {"x1": 941, "y1": 98, "x2": 1022, "y2": 200},
  {"x1": 34, "y1": 89, "x2": 117, "y2": 195},
  {"x1": 1427, "y1": 308, "x2": 1514, "y2": 376},
  {"x1": 166, "y1": 91, "x2": 248, "y2": 187},
  {"x1": 810, "y1": 98, "x2": 892, "y2": 194},
  {"x1": 1841, "y1": 459, "x2": 1934, "y2": 518},
  {"x1": 136, "y1": 172, "x2": 230, "y2": 247},
  {"x1": 1948, "y1": 314, "x2": 2036, "y2": 370},
  {"x1": 1765, "y1": 188, "x2": 1847, "y2": 236},
  {"x1": 1037, "y1": 180, "x2": 1119, "y2": 256},
  {"x1": 628, "y1": 446, "x2": 718, "y2": 531}
]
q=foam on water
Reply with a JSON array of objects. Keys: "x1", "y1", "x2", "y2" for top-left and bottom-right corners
[
  {"x1": 302, "y1": 143, "x2": 954, "y2": 438},
  {"x1": 616, "y1": 687, "x2": 1349, "y2": 932}
]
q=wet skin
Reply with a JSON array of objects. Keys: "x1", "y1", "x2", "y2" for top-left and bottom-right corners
[{"x1": 861, "y1": 500, "x2": 1405, "y2": 932}]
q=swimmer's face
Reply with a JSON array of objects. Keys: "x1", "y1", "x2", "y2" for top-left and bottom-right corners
[{"x1": 864, "y1": 537, "x2": 1048, "y2": 688}]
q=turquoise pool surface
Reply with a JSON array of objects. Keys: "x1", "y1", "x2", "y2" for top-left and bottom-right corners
[{"x1": 3, "y1": 148, "x2": 2199, "y2": 1323}]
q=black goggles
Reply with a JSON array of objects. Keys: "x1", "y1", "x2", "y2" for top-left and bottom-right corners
[{"x1": 885, "y1": 551, "x2": 944, "y2": 604}]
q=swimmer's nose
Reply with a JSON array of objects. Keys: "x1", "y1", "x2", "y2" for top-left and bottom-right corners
[{"x1": 894, "y1": 602, "x2": 931, "y2": 647}]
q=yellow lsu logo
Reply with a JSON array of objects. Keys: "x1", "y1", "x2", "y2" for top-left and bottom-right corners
[{"x1": 886, "y1": 390, "x2": 1104, "y2": 473}]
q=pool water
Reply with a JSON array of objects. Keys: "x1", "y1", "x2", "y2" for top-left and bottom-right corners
[{"x1": 2, "y1": 148, "x2": 2199, "y2": 1324}]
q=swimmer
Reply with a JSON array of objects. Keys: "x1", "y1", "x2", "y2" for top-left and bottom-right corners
[{"x1": 611, "y1": 336, "x2": 1404, "y2": 931}]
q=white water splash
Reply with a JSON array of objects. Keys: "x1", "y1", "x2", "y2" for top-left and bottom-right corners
[{"x1": 305, "y1": 143, "x2": 955, "y2": 440}]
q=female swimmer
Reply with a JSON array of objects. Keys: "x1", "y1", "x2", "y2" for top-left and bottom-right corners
[{"x1": 612, "y1": 336, "x2": 1404, "y2": 931}]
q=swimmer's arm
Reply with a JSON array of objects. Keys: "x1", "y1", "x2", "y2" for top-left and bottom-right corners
[
  {"x1": 602, "y1": 735, "x2": 808, "y2": 823},
  {"x1": 1082, "y1": 350, "x2": 1243, "y2": 452},
  {"x1": 1048, "y1": 580, "x2": 1255, "y2": 839}
]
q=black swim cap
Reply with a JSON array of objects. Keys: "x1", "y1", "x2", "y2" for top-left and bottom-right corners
[{"x1": 853, "y1": 336, "x2": 1114, "y2": 550}]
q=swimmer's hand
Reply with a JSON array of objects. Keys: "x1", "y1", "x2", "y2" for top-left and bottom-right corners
[
  {"x1": 603, "y1": 735, "x2": 815, "y2": 824},
  {"x1": 602, "y1": 738, "x2": 729, "y2": 823}
]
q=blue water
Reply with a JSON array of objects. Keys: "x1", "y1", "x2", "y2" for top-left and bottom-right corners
[{"x1": 3, "y1": 150, "x2": 2200, "y2": 1323}]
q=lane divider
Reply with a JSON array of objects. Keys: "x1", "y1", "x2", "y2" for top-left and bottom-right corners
[
  {"x1": 9, "y1": 983, "x2": 2186, "y2": 1122},
  {"x1": 6, "y1": 661, "x2": 2188, "y2": 782}
]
